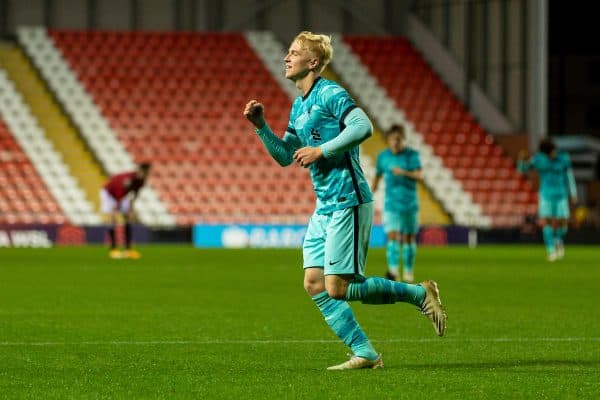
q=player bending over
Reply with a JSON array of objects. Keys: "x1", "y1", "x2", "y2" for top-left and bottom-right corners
[
  {"x1": 372, "y1": 124, "x2": 423, "y2": 282},
  {"x1": 243, "y1": 31, "x2": 446, "y2": 370},
  {"x1": 518, "y1": 138, "x2": 577, "y2": 261},
  {"x1": 100, "y1": 162, "x2": 151, "y2": 259}
]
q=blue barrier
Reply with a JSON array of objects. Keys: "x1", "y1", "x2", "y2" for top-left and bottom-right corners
[{"x1": 192, "y1": 223, "x2": 389, "y2": 248}]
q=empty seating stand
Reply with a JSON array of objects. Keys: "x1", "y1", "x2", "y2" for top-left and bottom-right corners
[
  {"x1": 50, "y1": 31, "x2": 313, "y2": 226},
  {"x1": 344, "y1": 36, "x2": 536, "y2": 227},
  {"x1": 0, "y1": 119, "x2": 66, "y2": 225}
]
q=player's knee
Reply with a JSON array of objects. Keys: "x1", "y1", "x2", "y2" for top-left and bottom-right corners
[
  {"x1": 324, "y1": 275, "x2": 351, "y2": 299},
  {"x1": 304, "y1": 277, "x2": 325, "y2": 296},
  {"x1": 326, "y1": 288, "x2": 346, "y2": 300},
  {"x1": 325, "y1": 285, "x2": 348, "y2": 300}
]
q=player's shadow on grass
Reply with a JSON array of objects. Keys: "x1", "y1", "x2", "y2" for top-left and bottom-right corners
[{"x1": 401, "y1": 359, "x2": 599, "y2": 371}]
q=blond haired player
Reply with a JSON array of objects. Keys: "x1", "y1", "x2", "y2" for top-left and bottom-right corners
[{"x1": 244, "y1": 31, "x2": 446, "y2": 370}]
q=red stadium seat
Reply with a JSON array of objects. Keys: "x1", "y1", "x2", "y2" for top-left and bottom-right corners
[
  {"x1": 0, "y1": 119, "x2": 65, "y2": 224},
  {"x1": 50, "y1": 31, "x2": 313, "y2": 223},
  {"x1": 343, "y1": 35, "x2": 536, "y2": 227}
]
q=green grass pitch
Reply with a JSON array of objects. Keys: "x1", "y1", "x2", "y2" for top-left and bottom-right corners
[{"x1": 0, "y1": 245, "x2": 598, "y2": 399}]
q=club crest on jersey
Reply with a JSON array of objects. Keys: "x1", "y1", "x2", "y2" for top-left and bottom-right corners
[{"x1": 310, "y1": 128, "x2": 322, "y2": 142}]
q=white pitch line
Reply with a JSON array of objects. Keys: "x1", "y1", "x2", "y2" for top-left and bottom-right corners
[{"x1": 0, "y1": 337, "x2": 598, "y2": 346}]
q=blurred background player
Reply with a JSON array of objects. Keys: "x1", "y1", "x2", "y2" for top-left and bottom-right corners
[
  {"x1": 371, "y1": 124, "x2": 423, "y2": 282},
  {"x1": 100, "y1": 162, "x2": 151, "y2": 259},
  {"x1": 244, "y1": 31, "x2": 446, "y2": 370},
  {"x1": 518, "y1": 138, "x2": 577, "y2": 261}
]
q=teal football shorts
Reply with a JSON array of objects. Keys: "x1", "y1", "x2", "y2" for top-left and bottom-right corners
[
  {"x1": 303, "y1": 202, "x2": 374, "y2": 277},
  {"x1": 383, "y1": 209, "x2": 419, "y2": 235},
  {"x1": 539, "y1": 196, "x2": 569, "y2": 219}
]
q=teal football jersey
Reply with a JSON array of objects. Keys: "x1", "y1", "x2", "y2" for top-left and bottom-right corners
[
  {"x1": 521, "y1": 151, "x2": 572, "y2": 199},
  {"x1": 287, "y1": 78, "x2": 372, "y2": 214},
  {"x1": 375, "y1": 147, "x2": 421, "y2": 212}
]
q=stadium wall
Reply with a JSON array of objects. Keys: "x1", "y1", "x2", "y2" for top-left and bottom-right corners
[
  {"x1": 0, "y1": 224, "x2": 191, "y2": 247},
  {"x1": 411, "y1": 0, "x2": 530, "y2": 133},
  {"x1": 2, "y1": 223, "x2": 598, "y2": 248},
  {"x1": 1, "y1": 0, "x2": 408, "y2": 38}
]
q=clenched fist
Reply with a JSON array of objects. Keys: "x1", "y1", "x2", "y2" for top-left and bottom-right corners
[{"x1": 244, "y1": 100, "x2": 266, "y2": 129}]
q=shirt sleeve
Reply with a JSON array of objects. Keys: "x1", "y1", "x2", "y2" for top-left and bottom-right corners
[
  {"x1": 517, "y1": 155, "x2": 535, "y2": 173},
  {"x1": 319, "y1": 107, "x2": 373, "y2": 158},
  {"x1": 255, "y1": 124, "x2": 301, "y2": 167},
  {"x1": 562, "y1": 152, "x2": 572, "y2": 169},
  {"x1": 411, "y1": 151, "x2": 422, "y2": 171},
  {"x1": 323, "y1": 85, "x2": 357, "y2": 121},
  {"x1": 563, "y1": 153, "x2": 577, "y2": 199},
  {"x1": 566, "y1": 168, "x2": 577, "y2": 199}
]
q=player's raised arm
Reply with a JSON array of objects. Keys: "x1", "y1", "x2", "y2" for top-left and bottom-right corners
[
  {"x1": 244, "y1": 100, "x2": 266, "y2": 129},
  {"x1": 517, "y1": 150, "x2": 533, "y2": 173},
  {"x1": 243, "y1": 100, "x2": 300, "y2": 167}
]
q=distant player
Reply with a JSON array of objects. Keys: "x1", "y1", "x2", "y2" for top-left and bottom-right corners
[
  {"x1": 100, "y1": 162, "x2": 151, "y2": 259},
  {"x1": 243, "y1": 31, "x2": 446, "y2": 370},
  {"x1": 372, "y1": 124, "x2": 423, "y2": 282},
  {"x1": 518, "y1": 138, "x2": 577, "y2": 261}
]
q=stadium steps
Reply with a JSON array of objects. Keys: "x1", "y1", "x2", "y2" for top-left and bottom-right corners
[
  {"x1": 0, "y1": 116, "x2": 67, "y2": 224},
  {"x1": 0, "y1": 44, "x2": 99, "y2": 225},
  {"x1": 327, "y1": 34, "x2": 488, "y2": 227},
  {"x1": 0, "y1": 42, "x2": 106, "y2": 214},
  {"x1": 330, "y1": 34, "x2": 479, "y2": 226},
  {"x1": 44, "y1": 29, "x2": 308, "y2": 226},
  {"x1": 321, "y1": 66, "x2": 451, "y2": 226},
  {"x1": 341, "y1": 36, "x2": 537, "y2": 227},
  {"x1": 17, "y1": 26, "x2": 175, "y2": 227}
]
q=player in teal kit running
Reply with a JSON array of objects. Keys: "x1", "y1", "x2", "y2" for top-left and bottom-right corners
[
  {"x1": 372, "y1": 124, "x2": 423, "y2": 282},
  {"x1": 518, "y1": 138, "x2": 577, "y2": 261},
  {"x1": 243, "y1": 31, "x2": 446, "y2": 370}
]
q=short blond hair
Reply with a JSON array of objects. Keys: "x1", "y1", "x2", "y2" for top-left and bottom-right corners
[{"x1": 293, "y1": 31, "x2": 333, "y2": 72}]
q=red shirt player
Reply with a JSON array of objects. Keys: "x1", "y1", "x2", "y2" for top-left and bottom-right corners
[{"x1": 100, "y1": 162, "x2": 151, "y2": 259}]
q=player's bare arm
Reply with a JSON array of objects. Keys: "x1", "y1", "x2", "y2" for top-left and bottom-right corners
[{"x1": 371, "y1": 175, "x2": 381, "y2": 192}]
